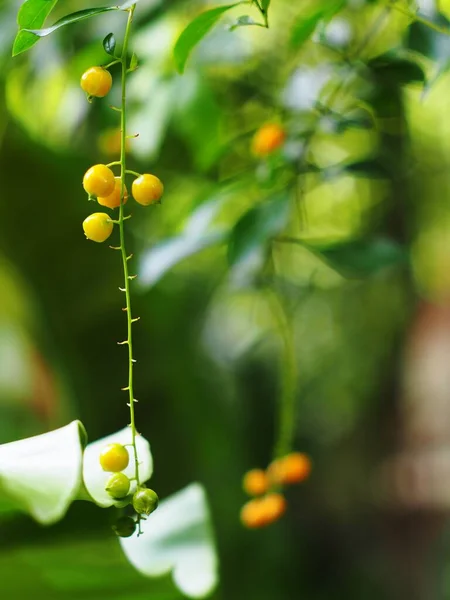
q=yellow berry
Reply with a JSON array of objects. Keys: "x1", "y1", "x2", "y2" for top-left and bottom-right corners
[
  {"x1": 261, "y1": 493, "x2": 286, "y2": 524},
  {"x1": 240, "y1": 498, "x2": 267, "y2": 529},
  {"x1": 268, "y1": 452, "x2": 312, "y2": 486},
  {"x1": 243, "y1": 469, "x2": 269, "y2": 496},
  {"x1": 83, "y1": 164, "x2": 116, "y2": 197},
  {"x1": 82, "y1": 212, "x2": 114, "y2": 243},
  {"x1": 132, "y1": 174, "x2": 164, "y2": 206},
  {"x1": 98, "y1": 177, "x2": 128, "y2": 209},
  {"x1": 105, "y1": 472, "x2": 131, "y2": 499},
  {"x1": 80, "y1": 66, "x2": 112, "y2": 98},
  {"x1": 251, "y1": 123, "x2": 286, "y2": 157},
  {"x1": 99, "y1": 443, "x2": 130, "y2": 472}
]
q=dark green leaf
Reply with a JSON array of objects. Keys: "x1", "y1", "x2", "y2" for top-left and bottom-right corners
[
  {"x1": 260, "y1": 0, "x2": 271, "y2": 11},
  {"x1": 12, "y1": 0, "x2": 58, "y2": 56},
  {"x1": 306, "y1": 238, "x2": 407, "y2": 278},
  {"x1": 368, "y1": 54, "x2": 426, "y2": 84},
  {"x1": 22, "y1": 7, "x2": 120, "y2": 38},
  {"x1": 103, "y1": 32, "x2": 116, "y2": 56},
  {"x1": 345, "y1": 160, "x2": 387, "y2": 178},
  {"x1": 228, "y1": 194, "x2": 291, "y2": 271},
  {"x1": 174, "y1": 3, "x2": 242, "y2": 74}
]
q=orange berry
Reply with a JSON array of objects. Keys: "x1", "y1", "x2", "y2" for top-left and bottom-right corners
[
  {"x1": 83, "y1": 164, "x2": 116, "y2": 197},
  {"x1": 132, "y1": 174, "x2": 164, "y2": 206},
  {"x1": 82, "y1": 212, "x2": 114, "y2": 243},
  {"x1": 268, "y1": 452, "x2": 312, "y2": 486},
  {"x1": 80, "y1": 66, "x2": 112, "y2": 98},
  {"x1": 98, "y1": 177, "x2": 128, "y2": 209},
  {"x1": 99, "y1": 443, "x2": 130, "y2": 472},
  {"x1": 240, "y1": 498, "x2": 267, "y2": 529},
  {"x1": 261, "y1": 493, "x2": 286, "y2": 524},
  {"x1": 243, "y1": 469, "x2": 269, "y2": 496},
  {"x1": 251, "y1": 123, "x2": 286, "y2": 157}
]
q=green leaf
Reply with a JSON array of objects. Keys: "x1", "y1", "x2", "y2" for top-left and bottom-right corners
[
  {"x1": 103, "y1": 32, "x2": 116, "y2": 56},
  {"x1": 345, "y1": 160, "x2": 387, "y2": 179},
  {"x1": 228, "y1": 194, "x2": 291, "y2": 276},
  {"x1": 290, "y1": 0, "x2": 344, "y2": 49},
  {"x1": 129, "y1": 52, "x2": 138, "y2": 71},
  {"x1": 174, "y1": 3, "x2": 242, "y2": 74},
  {"x1": 260, "y1": 0, "x2": 271, "y2": 11},
  {"x1": 368, "y1": 54, "x2": 426, "y2": 84},
  {"x1": 290, "y1": 7, "x2": 324, "y2": 49},
  {"x1": 12, "y1": 0, "x2": 58, "y2": 56},
  {"x1": 22, "y1": 7, "x2": 121, "y2": 39},
  {"x1": 306, "y1": 238, "x2": 407, "y2": 278}
]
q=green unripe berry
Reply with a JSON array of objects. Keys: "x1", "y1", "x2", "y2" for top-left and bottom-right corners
[
  {"x1": 112, "y1": 516, "x2": 136, "y2": 538},
  {"x1": 132, "y1": 488, "x2": 159, "y2": 516},
  {"x1": 105, "y1": 472, "x2": 131, "y2": 499}
]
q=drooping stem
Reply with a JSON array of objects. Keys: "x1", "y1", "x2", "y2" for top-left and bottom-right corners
[
  {"x1": 118, "y1": 4, "x2": 140, "y2": 488},
  {"x1": 267, "y1": 290, "x2": 297, "y2": 460}
]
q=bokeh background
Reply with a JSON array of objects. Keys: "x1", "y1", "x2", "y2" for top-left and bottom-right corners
[{"x1": 2, "y1": 0, "x2": 450, "y2": 598}]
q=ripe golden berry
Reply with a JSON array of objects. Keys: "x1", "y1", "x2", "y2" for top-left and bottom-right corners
[
  {"x1": 132, "y1": 174, "x2": 164, "y2": 206},
  {"x1": 105, "y1": 472, "x2": 131, "y2": 499},
  {"x1": 80, "y1": 66, "x2": 112, "y2": 98},
  {"x1": 132, "y1": 488, "x2": 159, "y2": 516},
  {"x1": 99, "y1": 443, "x2": 130, "y2": 472},
  {"x1": 243, "y1": 469, "x2": 269, "y2": 496},
  {"x1": 251, "y1": 123, "x2": 286, "y2": 157},
  {"x1": 261, "y1": 493, "x2": 286, "y2": 524},
  {"x1": 268, "y1": 452, "x2": 312, "y2": 486},
  {"x1": 98, "y1": 177, "x2": 128, "y2": 209},
  {"x1": 240, "y1": 498, "x2": 267, "y2": 529},
  {"x1": 83, "y1": 164, "x2": 116, "y2": 197},
  {"x1": 82, "y1": 212, "x2": 114, "y2": 243}
]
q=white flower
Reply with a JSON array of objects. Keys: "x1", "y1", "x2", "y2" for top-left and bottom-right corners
[
  {"x1": 120, "y1": 483, "x2": 218, "y2": 599},
  {"x1": 0, "y1": 420, "x2": 85, "y2": 524}
]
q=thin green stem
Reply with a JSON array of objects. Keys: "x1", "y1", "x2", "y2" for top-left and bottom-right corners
[
  {"x1": 391, "y1": 3, "x2": 450, "y2": 36},
  {"x1": 252, "y1": 0, "x2": 269, "y2": 28},
  {"x1": 267, "y1": 289, "x2": 297, "y2": 459},
  {"x1": 118, "y1": 5, "x2": 140, "y2": 490},
  {"x1": 126, "y1": 169, "x2": 141, "y2": 177}
]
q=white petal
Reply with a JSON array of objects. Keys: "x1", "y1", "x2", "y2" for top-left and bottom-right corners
[
  {"x1": 0, "y1": 421, "x2": 85, "y2": 525},
  {"x1": 120, "y1": 483, "x2": 218, "y2": 599},
  {"x1": 82, "y1": 428, "x2": 152, "y2": 508}
]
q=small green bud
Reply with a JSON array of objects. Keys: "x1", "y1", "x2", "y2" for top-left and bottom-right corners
[
  {"x1": 112, "y1": 516, "x2": 136, "y2": 538},
  {"x1": 105, "y1": 472, "x2": 131, "y2": 499},
  {"x1": 132, "y1": 488, "x2": 159, "y2": 516}
]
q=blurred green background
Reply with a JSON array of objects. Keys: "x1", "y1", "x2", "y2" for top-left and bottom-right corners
[{"x1": 2, "y1": 0, "x2": 450, "y2": 598}]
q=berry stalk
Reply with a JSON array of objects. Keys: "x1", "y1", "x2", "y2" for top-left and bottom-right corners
[{"x1": 118, "y1": 4, "x2": 140, "y2": 489}]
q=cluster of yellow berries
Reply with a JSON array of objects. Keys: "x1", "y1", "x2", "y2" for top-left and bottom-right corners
[
  {"x1": 251, "y1": 122, "x2": 286, "y2": 157},
  {"x1": 79, "y1": 66, "x2": 164, "y2": 243},
  {"x1": 100, "y1": 443, "x2": 159, "y2": 537},
  {"x1": 240, "y1": 452, "x2": 311, "y2": 529}
]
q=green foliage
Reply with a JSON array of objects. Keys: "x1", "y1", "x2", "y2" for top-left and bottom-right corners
[
  {"x1": 103, "y1": 33, "x2": 116, "y2": 57},
  {"x1": 306, "y1": 238, "x2": 407, "y2": 278},
  {"x1": 13, "y1": 0, "x2": 59, "y2": 56},
  {"x1": 173, "y1": 3, "x2": 243, "y2": 73}
]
